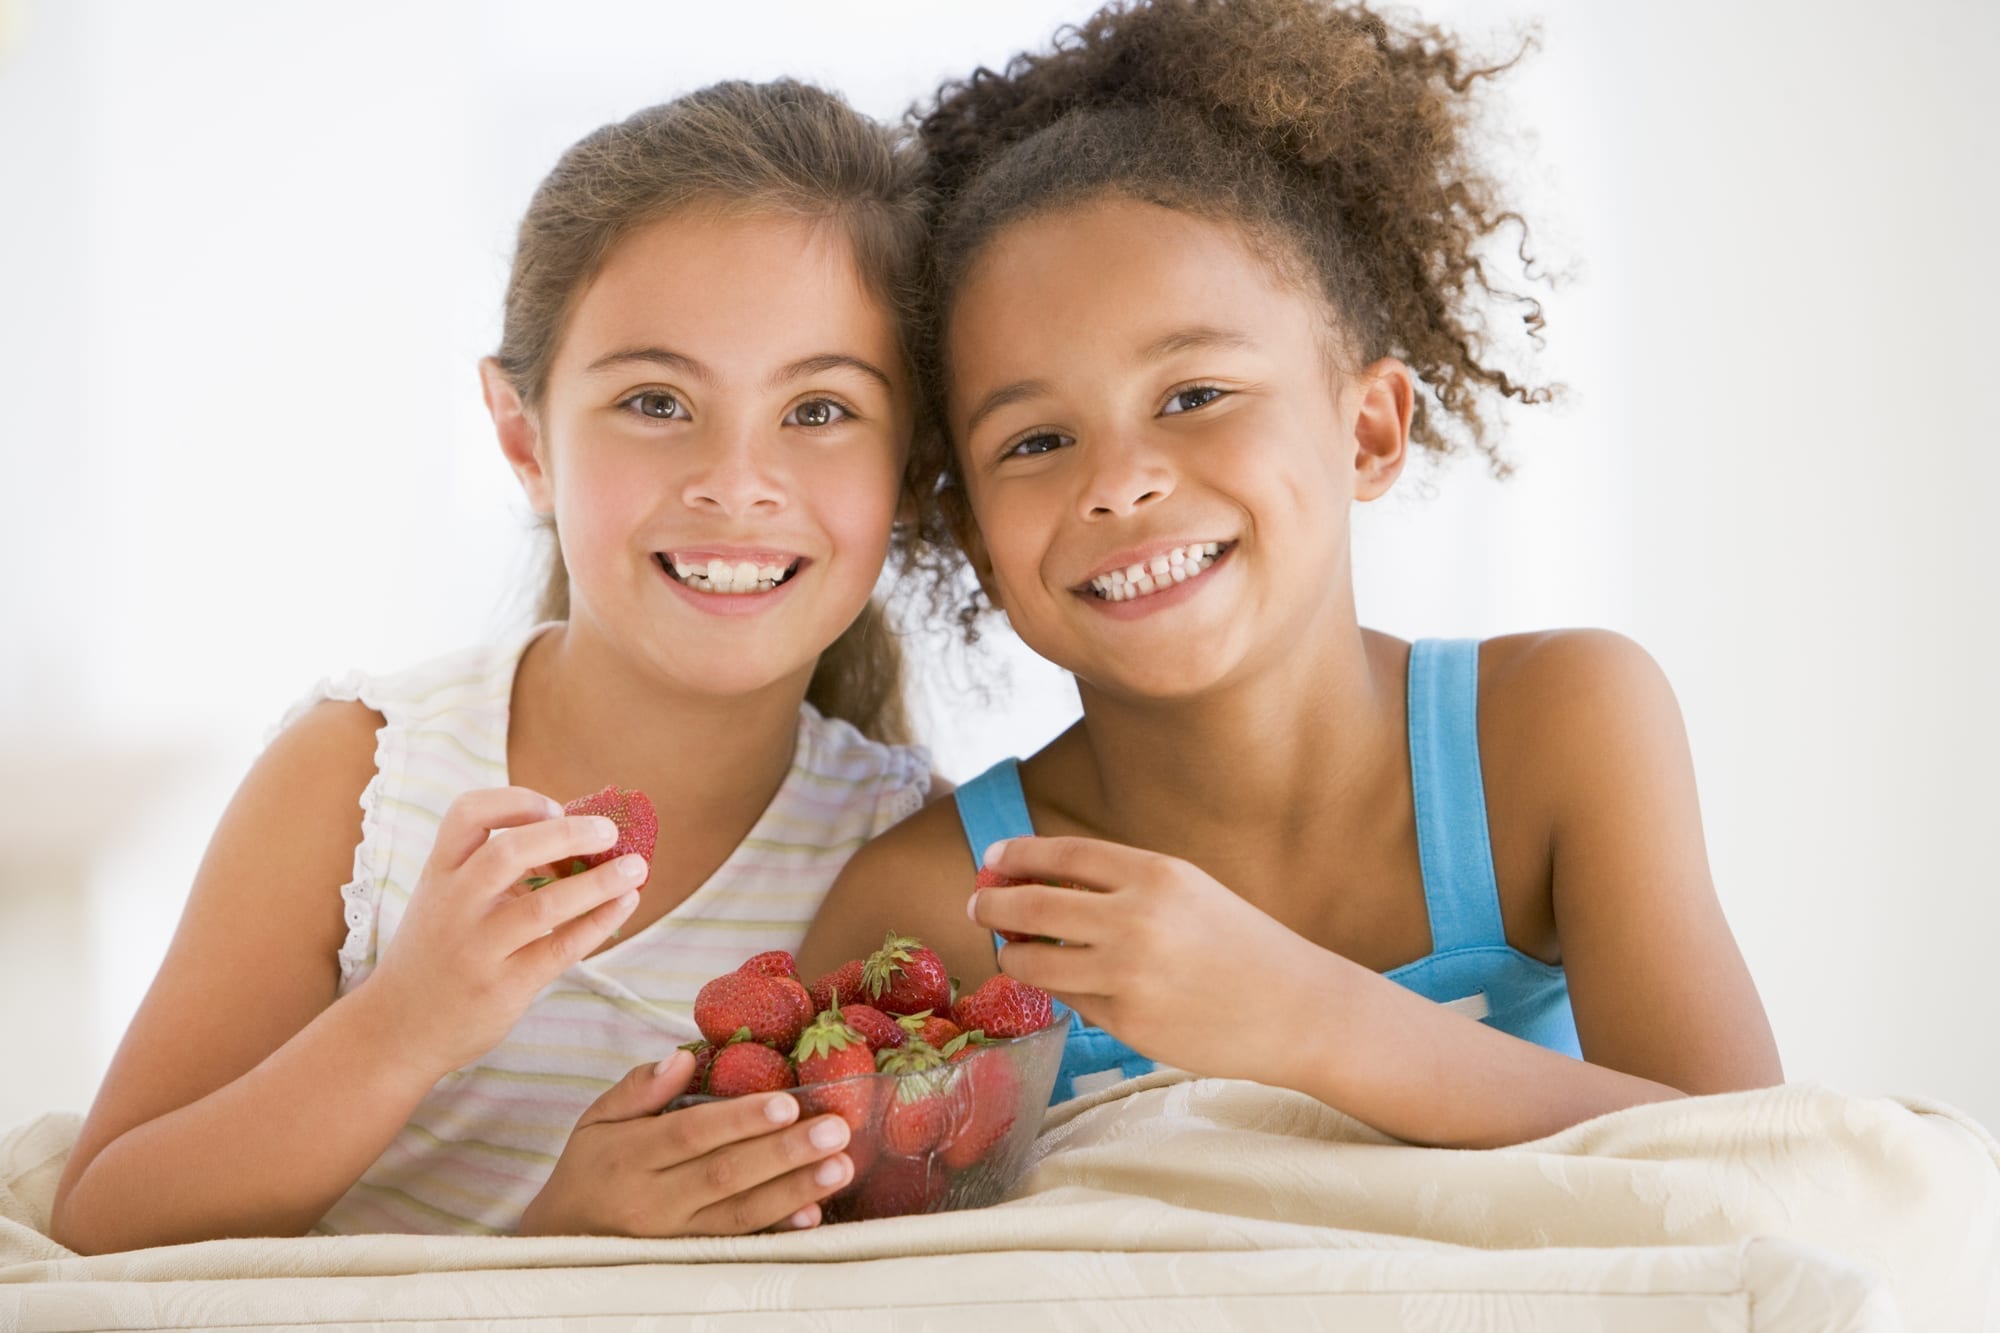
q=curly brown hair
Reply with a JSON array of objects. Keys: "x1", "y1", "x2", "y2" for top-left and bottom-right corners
[{"x1": 898, "y1": 0, "x2": 1559, "y2": 640}]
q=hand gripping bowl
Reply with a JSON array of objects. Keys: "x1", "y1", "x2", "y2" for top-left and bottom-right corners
[{"x1": 669, "y1": 1010, "x2": 1072, "y2": 1223}]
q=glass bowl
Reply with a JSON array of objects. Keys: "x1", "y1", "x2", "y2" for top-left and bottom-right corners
[{"x1": 667, "y1": 1010, "x2": 1071, "y2": 1223}]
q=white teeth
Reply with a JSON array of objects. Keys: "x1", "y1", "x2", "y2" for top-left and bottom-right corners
[
  {"x1": 664, "y1": 554, "x2": 797, "y2": 596},
  {"x1": 1087, "y1": 543, "x2": 1227, "y2": 601}
]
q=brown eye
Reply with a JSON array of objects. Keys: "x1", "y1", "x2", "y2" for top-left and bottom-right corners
[
  {"x1": 627, "y1": 391, "x2": 683, "y2": 420},
  {"x1": 786, "y1": 399, "x2": 848, "y2": 429}
]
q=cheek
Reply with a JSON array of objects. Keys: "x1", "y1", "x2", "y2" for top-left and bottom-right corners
[{"x1": 812, "y1": 445, "x2": 903, "y2": 561}]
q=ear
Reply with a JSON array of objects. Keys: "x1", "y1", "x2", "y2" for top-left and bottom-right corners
[
  {"x1": 1351, "y1": 357, "x2": 1414, "y2": 503},
  {"x1": 481, "y1": 357, "x2": 554, "y2": 515}
]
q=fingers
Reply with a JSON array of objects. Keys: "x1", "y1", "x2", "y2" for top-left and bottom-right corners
[
  {"x1": 576, "y1": 1052, "x2": 696, "y2": 1132},
  {"x1": 494, "y1": 854, "x2": 650, "y2": 955},
  {"x1": 669, "y1": 1116, "x2": 857, "y2": 1236},
  {"x1": 995, "y1": 937, "x2": 1110, "y2": 997},
  {"x1": 982, "y1": 835, "x2": 1145, "y2": 894},
  {"x1": 467, "y1": 813, "x2": 628, "y2": 890},
  {"x1": 971, "y1": 882, "x2": 1105, "y2": 946},
  {"x1": 431, "y1": 787, "x2": 568, "y2": 871},
  {"x1": 510, "y1": 884, "x2": 642, "y2": 976},
  {"x1": 685, "y1": 1152, "x2": 854, "y2": 1236}
]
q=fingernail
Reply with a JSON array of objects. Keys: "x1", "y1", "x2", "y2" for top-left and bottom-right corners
[
  {"x1": 595, "y1": 818, "x2": 619, "y2": 842},
  {"x1": 655, "y1": 1050, "x2": 689, "y2": 1078},
  {"x1": 764, "y1": 1095, "x2": 797, "y2": 1125},
  {"x1": 965, "y1": 892, "x2": 980, "y2": 923},
  {"x1": 618, "y1": 854, "x2": 647, "y2": 879},
  {"x1": 808, "y1": 1117, "x2": 846, "y2": 1150},
  {"x1": 814, "y1": 1156, "x2": 848, "y2": 1187},
  {"x1": 982, "y1": 840, "x2": 1009, "y2": 868},
  {"x1": 787, "y1": 1206, "x2": 818, "y2": 1230},
  {"x1": 545, "y1": 798, "x2": 565, "y2": 819}
]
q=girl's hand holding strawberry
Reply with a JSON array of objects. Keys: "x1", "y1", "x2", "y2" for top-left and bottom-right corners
[
  {"x1": 970, "y1": 836, "x2": 1352, "y2": 1091},
  {"x1": 364, "y1": 786, "x2": 652, "y2": 1077},
  {"x1": 517, "y1": 1049, "x2": 855, "y2": 1237}
]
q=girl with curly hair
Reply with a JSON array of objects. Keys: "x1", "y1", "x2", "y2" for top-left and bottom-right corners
[{"x1": 800, "y1": 0, "x2": 1782, "y2": 1147}]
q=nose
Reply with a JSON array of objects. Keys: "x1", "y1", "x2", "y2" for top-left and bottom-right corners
[
  {"x1": 682, "y1": 427, "x2": 786, "y2": 517},
  {"x1": 1078, "y1": 431, "x2": 1174, "y2": 520}
]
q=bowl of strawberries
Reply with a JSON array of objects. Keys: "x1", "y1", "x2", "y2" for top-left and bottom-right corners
[{"x1": 669, "y1": 932, "x2": 1069, "y2": 1223}]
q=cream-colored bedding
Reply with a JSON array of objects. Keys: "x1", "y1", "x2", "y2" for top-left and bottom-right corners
[{"x1": 3, "y1": 1075, "x2": 1993, "y2": 1331}]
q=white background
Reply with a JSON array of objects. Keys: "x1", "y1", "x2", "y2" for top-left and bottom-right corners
[{"x1": 1, "y1": 0, "x2": 1995, "y2": 1133}]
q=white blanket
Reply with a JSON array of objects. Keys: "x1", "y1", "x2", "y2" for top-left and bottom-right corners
[{"x1": 3, "y1": 1076, "x2": 1994, "y2": 1331}]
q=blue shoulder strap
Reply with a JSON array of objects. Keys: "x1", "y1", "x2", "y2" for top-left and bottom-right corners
[
  {"x1": 1407, "y1": 639, "x2": 1507, "y2": 953},
  {"x1": 952, "y1": 758, "x2": 1036, "y2": 867}
]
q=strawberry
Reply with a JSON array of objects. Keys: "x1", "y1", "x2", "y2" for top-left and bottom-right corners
[
  {"x1": 564, "y1": 785, "x2": 659, "y2": 872},
  {"x1": 705, "y1": 1040, "x2": 796, "y2": 1097},
  {"x1": 773, "y1": 976, "x2": 815, "y2": 1030},
  {"x1": 738, "y1": 950, "x2": 798, "y2": 981},
  {"x1": 861, "y1": 933, "x2": 952, "y2": 1017},
  {"x1": 694, "y1": 971, "x2": 808, "y2": 1049},
  {"x1": 951, "y1": 973, "x2": 1055, "y2": 1040},
  {"x1": 938, "y1": 1038, "x2": 1022, "y2": 1169},
  {"x1": 896, "y1": 1011, "x2": 963, "y2": 1049},
  {"x1": 844, "y1": 1153, "x2": 948, "y2": 1221},
  {"x1": 679, "y1": 1038, "x2": 717, "y2": 1093},
  {"x1": 809, "y1": 959, "x2": 866, "y2": 1014},
  {"x1": 876, "y1": 1040, "x2": 954, "y2": 1157},
  {"x1": 792, "y1": 1010, "x2": 882, "y2": 1134},
  {"x1": 974, "y1": 866, "x2": 1063, "y2": 945},
  {"x1": 838, "y1": 1003, "x2": 906, "y2": 1053}
]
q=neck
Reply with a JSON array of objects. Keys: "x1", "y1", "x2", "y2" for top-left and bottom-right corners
[
  {"x1": 507, "y1": 617, "x2": 807, "y2": 820},
  {"x1": 1060, "y1": 589, "x2": 1404, "y2": 878}
]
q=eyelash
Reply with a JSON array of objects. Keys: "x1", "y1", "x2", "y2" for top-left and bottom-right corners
[
  {"x1": 614, "y1": 391, "x2": 859, "y2": 429},
  {"x1": 997, "y1": 384, "x2": 1230, "y2": 460},
  {"x1": 1162, "y1": 384, "x2": 1227, "y2": 415}
]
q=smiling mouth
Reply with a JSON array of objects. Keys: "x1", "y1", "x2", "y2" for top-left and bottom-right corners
[
  {"x1": 657, "y1": 553, "x2": 803, "y2": 595},
  {"x1": 1083, "y1": 542, "x2": 1232, "y2": 602}
]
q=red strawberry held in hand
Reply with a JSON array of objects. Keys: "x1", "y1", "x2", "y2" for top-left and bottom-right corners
[
  {"x1": 974, "y1": 866, "x2": 1066, "y2": 945},
  {"x1": 705, "y1": 1039, "x2": 796, "y2": 1097},
  {"x1": 862, "y1": 932, "x2": 952, "y2": 1017},
  {"x1": 951, "y1": 973, "x2": 1055, "y2": 1040},
  {"x1": 565, "y1": 785, "x2": 659, "y2": 872},
  {"x1": 809, "y1": 959, "x2": 866, "y2": 1015},
  {"x1": 694, "y1": 972, "x2": 808, "y2": 1049}
]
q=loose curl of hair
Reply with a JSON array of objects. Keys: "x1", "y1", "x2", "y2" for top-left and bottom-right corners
[{"x1": 897, "y1": 0, "x2": 1560, "y2": 641}]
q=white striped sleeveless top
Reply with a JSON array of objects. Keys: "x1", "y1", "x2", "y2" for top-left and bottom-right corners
[{"x1": 263, "y1": 620, "x2": 931, "y2": 1236}]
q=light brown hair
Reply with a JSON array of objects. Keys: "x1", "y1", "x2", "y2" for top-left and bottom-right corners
[{"x1": 493, "y1": 79, "x2": 926, "y2": 743}]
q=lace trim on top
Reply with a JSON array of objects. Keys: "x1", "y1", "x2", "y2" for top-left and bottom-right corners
[{"x1": 261, "y1": 668, "x2": 406, "y2": 988}]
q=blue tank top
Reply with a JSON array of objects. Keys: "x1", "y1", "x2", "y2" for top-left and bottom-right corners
[{"x1": 952, "y1": 637, "x2": 1582, "y2": 1104}]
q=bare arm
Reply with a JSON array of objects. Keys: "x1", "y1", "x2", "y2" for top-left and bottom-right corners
[
  {"x1": 51, "y1": 702, "x2": 642, "y2": 1252},
  {"x1": 974, "y1": 631, "x2": 1781, "y2": 1148},
  {"x1": 796, "y1": 797, "x2": 992, "y2": 988},
  {"x1": 51, "y1": 702, "x2": 448, "y2": 1252}
]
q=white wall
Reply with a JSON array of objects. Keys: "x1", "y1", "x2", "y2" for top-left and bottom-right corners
[{"x1": 1, "y1": 0, "x2": 1994, "y2": 1132}]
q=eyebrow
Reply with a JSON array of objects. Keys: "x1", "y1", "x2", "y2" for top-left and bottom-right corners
[
  {"x1": 582, "y1": 347, "x2": 894, "y2": 393},
  {"x1": 961, "y1": 325, "x2": 1257, "y2": 437}
]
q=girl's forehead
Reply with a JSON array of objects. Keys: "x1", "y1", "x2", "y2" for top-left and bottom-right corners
[
  {"x1": 946, "y1": 198, "x2": 1320, "y2": 397},
  {"x1": 559, "y1": 211, "x2": 901, "y2": 384}
]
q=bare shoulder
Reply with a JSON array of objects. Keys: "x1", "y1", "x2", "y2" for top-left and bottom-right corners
[
  {"x1": 797, "y1": 793, "x2": 994, "y2": 987},
  {"x1": 1478, "y1": 628, "x2": 1686, "y2": 814},
  {"x1": 56, "y1": 698, "x2": 385, "y2": 1206}
]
